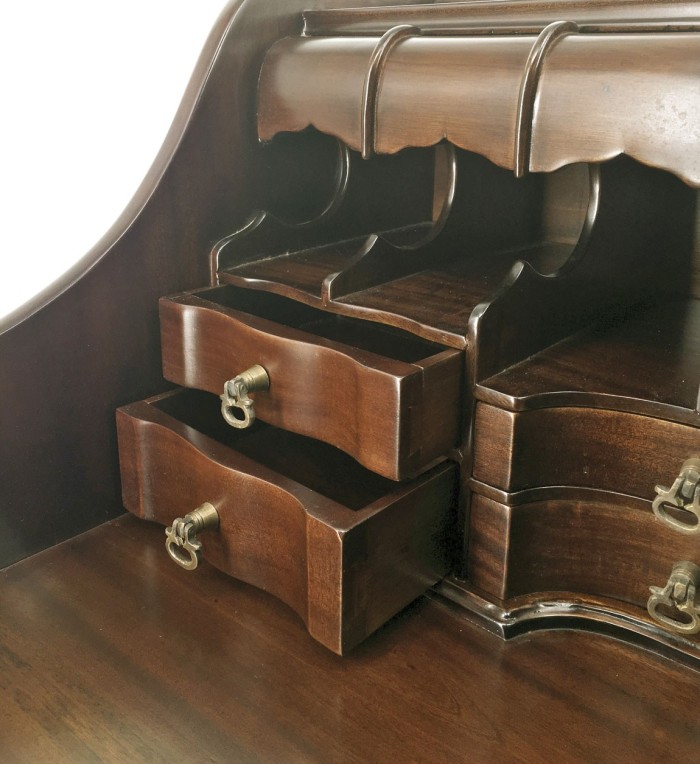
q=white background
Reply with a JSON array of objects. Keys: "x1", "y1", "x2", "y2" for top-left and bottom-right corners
[{"x1": 0, "y1": 1, "x2": 227, "y2": 319}]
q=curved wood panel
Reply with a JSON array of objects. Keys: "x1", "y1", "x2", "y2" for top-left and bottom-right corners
[
  {"x1": 0, "y1": 0, "x2": 427, "y2": 567},
  {"x1": 117, "y1": 391, "x2": 457, "y2": 653},
  {"x1": 468, "y1": 491, "x2": 700, "y2": 616},
  {"x1": 258, "y1": 35, "x2": 534, "y2": 168},
  {"x1": 304, "y1": 1, "x2": 700, "y2": 36},
  {"x1": 259, "y1": 26, "x2": 699, "y2": 186},
  {"x1": 532, "y1": 33, "x2": 700, "y2": 186},
  {"x1": 159, "y1": 289, "x2": 463, "y2": 480},
  {"x1": 476, "y1": 299, "x2": 700, "y2": 423},
  {"x1": 473, "y1": 403, "x2": 700, "y2": 497}
]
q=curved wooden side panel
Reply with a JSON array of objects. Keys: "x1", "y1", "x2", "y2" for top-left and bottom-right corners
[{"x1": 0, "y1": 0, "x2": 426, "y2": 568}]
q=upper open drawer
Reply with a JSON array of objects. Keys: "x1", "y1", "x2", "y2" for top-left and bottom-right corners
[
  {"x1": 159, "y1": 285, "x2": 463, "y2": 481},
  {"x1": 258, "y1": 28, "x2": 700, "y2": 186}
]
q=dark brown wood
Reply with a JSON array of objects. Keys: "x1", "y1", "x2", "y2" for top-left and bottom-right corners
[
  {"x1": 477, "y1": 298, "x2": 700, "y2": 419},
  {"x1": 304, "y1": 1, "x2": 700, "y2": 36},
  {"x1": 473, "y1": 403, "x2": 698, "y2": 496},
  {"x1": 0, "y1": 0, "x2": 428, "y2": 568},
  {"x1": 117, "y1": 389, "x2": 457, "y2": 653},
  {"x1": 469, "y1": 158, "x2": 696, "y2": 382},
  {"x1": 258, "y1": 22, "x2": 700, "y2": 186},
  {"x1": 159, "y1": 286, "x2": 463, "y2": 480},
  {"x1": 467, "y1": 490, "x2": 700, "y2": 636},
  {"x1": 258, "y1": 35, "x2": 535, "y2": 167},
  {"x1": 3, "y1": 514, "x2": 700, "y2": 762}
]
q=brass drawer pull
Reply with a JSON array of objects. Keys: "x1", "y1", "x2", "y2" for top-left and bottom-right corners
[
  {"x1": 652, "y1": 458, "x2": 700, "y2": 534},
  {"x1": 647, "y1": 561, "x2": 700, "y2": 635},
  {"x1": 220, "y1": 364, "x2": 270, "y2": 429},
  {"x1": 165, "y1": 502, "x2": 219, "y2": 571}
]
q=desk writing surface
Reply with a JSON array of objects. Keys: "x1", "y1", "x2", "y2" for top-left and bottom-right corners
[{"x1": 1, "y1": 515, "x2": 699, "y2": 763}]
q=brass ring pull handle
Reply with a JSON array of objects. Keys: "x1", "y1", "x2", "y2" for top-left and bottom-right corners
[
  {"x1": 220, "y1": 365, "x2": 270, "y2": 429},
  {"x1": 652, "y1": 458, "x2": 700, "y2": 534},
  {"x1": 647, "y1": 561, "x2": 700, "y2": 635},
  {"x1": 165, "y1": 502, "x2": 219, "y2": 571}
]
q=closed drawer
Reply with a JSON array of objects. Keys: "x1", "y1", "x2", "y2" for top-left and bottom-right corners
[
  {"x1": 473, "y1": 403, "x2": 699, "y2": 501},
  {"x1": 159, "y1": 285, "x2": 463, "y2": 481},
  {"x1": 468, "y1": 490, "x2": 700, "y2": 640},
  {"x1": 117, "y1": 389, "x2": 457, "y2": 654}
]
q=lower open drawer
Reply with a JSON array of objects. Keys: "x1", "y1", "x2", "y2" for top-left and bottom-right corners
[{"x1": 116, "y1": 389, "x2": 457, "y2": 654}]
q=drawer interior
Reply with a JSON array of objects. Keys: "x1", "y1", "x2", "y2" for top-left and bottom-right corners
[
  {"x1": 193, "y1": 284, "x2": 448, "y2": 363},
  {"x1": 154, "y1": 388, "x2": 404, "y2": 509}
]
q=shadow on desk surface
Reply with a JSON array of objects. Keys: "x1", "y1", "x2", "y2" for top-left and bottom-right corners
[{"x1": 1, "y1": 514, "x2": 699, "y2": 764}]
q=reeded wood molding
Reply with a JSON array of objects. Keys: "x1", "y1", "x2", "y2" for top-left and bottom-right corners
[
  {"x1": 513, "y1": 20, "x2": 578, "y2": 176},
  {"x1": 531, "y1": 32, "x2": 700, "y2": 186},
  {"x1": 361, "y1": 25, "x2": 420, "y2": 158},
  {"x1": 259, "y1": 26, "x2": 700, "y2": 186},
  {"x1": 304, "y1": 1, "x2": 700, "y2": 36}
]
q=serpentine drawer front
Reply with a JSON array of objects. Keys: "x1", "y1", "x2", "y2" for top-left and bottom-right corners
[
  {"x1": 472, "y1": 403, "x2": 698, "y2": 499},
  {"x1": 467, "y1": 490, "x2": 700, "y2": 641},
  {"x1": 159, "y1": 285, "x2": 463, "y2": 481},
  {"x1": 116, "y1": 389, "x2": 457, "y2": 654}
]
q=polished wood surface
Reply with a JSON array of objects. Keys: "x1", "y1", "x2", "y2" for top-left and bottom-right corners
[
  {"x1": 304, "y1": 1, "x2": 700, "y2": 36},
  {"x1": 160, "y1": 286, "x2": 463, "y2": 480},
  {"x1": 0, "y1": 0, "x2": 431, "y2": 569},
  {"x1": 477, "y1": 299, "x2": 700, "y2": 420},
  {"x1": 258, "y1": 35, "x2": 534, "y2": 167},
  {"x1": 258, "y1": 19, "x2": 700, "y2": 185},
  {"x1": 531, "y1": 32, "x2": 700, "y2": 184},
  {"x1": 473, "y1": 403, "x2": 698, "y2": 496},
  {"x1": 0, "y1": 0, "x2": 424, "y2": 568},
  {"x1": 117, "y1": 389, "x2": 456, "y2": 653},
  {"x1": 3, "y1": 514, "x2": 700, "y2": 763},
  {"x1": 468, "y1": 489, "x2": 700, "y2": 610}
]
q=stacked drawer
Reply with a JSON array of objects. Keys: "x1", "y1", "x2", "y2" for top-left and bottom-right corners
[
  {"x1": 117, "y1": 283, "x2": 462, "y2": 654},
  {"x1": 469, "y1": 299, "x2": 700, "y2": 644}
]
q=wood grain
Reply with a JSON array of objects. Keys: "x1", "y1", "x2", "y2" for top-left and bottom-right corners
[
  {"x1": 468, "y1": 490, "x2": 700, "y2": 615},
  {"x1": 473, "y1": 403, "x2": 699, "y2": 497},
  {"x1": 117, "y1": 390, "x2": 457, "y2": 653},
  {"x1": 159, "y1": 287, "x2": 463, "y2": 480},
  {"x1": 258, "y1": 26, "x2": 700, "y2": 186},
  {"x1": 477, "y1": 298, "x2": 700, "y2": 421},
  {"x1": 3, "y1": 514, "x2": 700, "y2": 763},
  {"x1": 304, "y1": 1, "x2": 700, "y2": 36}
]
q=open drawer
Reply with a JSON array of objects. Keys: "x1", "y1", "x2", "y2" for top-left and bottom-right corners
[
  {"x1": 116, "y1": 389, "x2": 457, "y2": 654},
  {"x1": 159, "y1": 285, "x2": 463, "y2": 481}
]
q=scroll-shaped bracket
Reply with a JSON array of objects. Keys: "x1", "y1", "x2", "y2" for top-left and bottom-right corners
[
  {"x1": 653, "y1": 458, "x2": 700, "y2": 535},
  {"x1": 648, "y1": 561, "x2": 700, "y2": 635},
  {"x1": 165, "y1": 502, "x2": 220, "y2": 571},
  {"x1": 220, "y1": 364, "x2": 270, "y2": 429}
]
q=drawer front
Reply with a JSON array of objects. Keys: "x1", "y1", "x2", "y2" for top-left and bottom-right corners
[
  {"x1": 473, "y1": 403, "x2": 699, "y2": 500},
  {"x1": 468, "y1": 491, "x2": 700, "y2": 639},
  {"x1": 117, "y1": 391, "x2": 457, "y2": 654},
  {"x1": 160, "y1": 286, "x2": 463, "y2": 480}
]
